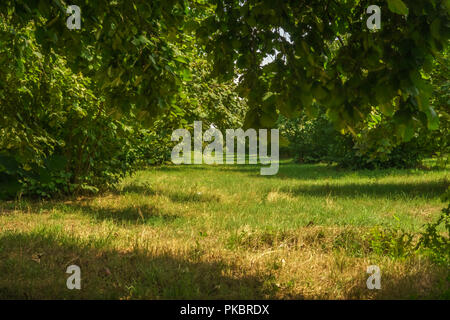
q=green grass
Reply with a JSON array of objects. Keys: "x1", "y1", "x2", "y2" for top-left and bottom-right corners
[{"x1": 0, "y1": 160, "x2": 448, "y2": 299}]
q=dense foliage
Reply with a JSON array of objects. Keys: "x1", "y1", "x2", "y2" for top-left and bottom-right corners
[
  {"x1": 0, "y1": 12, "x2": 246, "y2": 198},
  {"x1": 279, "y1": 45, "x2": 449, "y2": 169},
  {"x1": 202, "y1": 0, "x2": 449, "y2": 137},
  {"x1": 279, "y1": 111, "x2": 430, "y2": 169},
  {"x1": 0, "y1": 20, "x2": 139, "y2": 198},
  {"x1": 0, "y1": 1, "x2": 447, "y2": 129},
  {"x1": 0, "y1": 1, "x2": 449, "y2": 198}
]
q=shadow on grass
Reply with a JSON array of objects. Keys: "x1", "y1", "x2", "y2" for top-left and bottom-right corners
[
  {"x1": 0, "y1": 231, "x2": 279, "y2": 299},
  {"x1": 67, "y1": 202, "x2": 182, "y2": 226},
  {"x1": 1, "y1": 230, "x2": 448, "y2": 299},
  {"x1": 345, "y1": 266, "x2": 449, "y2": 300},
  {"x1": 280, "y1": 180, "x2": 449, "y2": 199},
  {"x1": 0, "y1": 198, "x2": 181, "y2": 226},
  {"x1": 1, "y1": 187, "x2": 218, "y2": 227},
  {"x1": 131, "y1": 164, "x2": 448, "y2": 200},
  {"x1": 117, "y1": 184, "x2": 221, "y2": 204},
  {"x1": 156, "y1": 161, "x2": 449, "y2": 181}
]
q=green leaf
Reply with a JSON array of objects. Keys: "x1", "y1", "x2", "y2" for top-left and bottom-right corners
[
  {"x1": 260, "y1": 111, "x2": 277, "y2": 128},
  {"x1": 278, "y1": 98, "x2": 297, "y2": 118},
  {"x1": 0, "y1": 179, "x2": 22, "y2": 200},
  {"x1": 396, "y1": 123, "x2": 414, "y2": 142},
  {"x1": 131, "y1": 35, "x2": 151, "y2": 47},
  {"x1": 305, "y1": 103, "x2": 319, "y2": 119},
  {"x1": 444, "y1": 0, "x2": 450, "y2": 15},
  {"x1": 430, "y1": 19, "x2": 441, "y2": 40},
  {"x1": 425, "y1": 106, "x2": 439, "y2": 131},
  {"x1": 181, "y1": 68, "x2": 192, "y2": 81},
  {"x1": 174, "y1": 56, "x2": 188, "y2": 64},
  {"x1": 387, "y1": 0, "x2": 409, "y2": 15},
  {"x1": 312, "y1": 84, "x2": 327, "y2": 101},
  {"x1": 45, "y1": 155, "x2": 67, "y2": 172},
  {"x1": 379, "y1": 103, "x2": 395, "y2": 117},
  {"x1": 262, "y1": 92, "x2": 274, "y2": 102},
  {"x1": 0, "y1": 154, "x2": 20, "y2": 174}
]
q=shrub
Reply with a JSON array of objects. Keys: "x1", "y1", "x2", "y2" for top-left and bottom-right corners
[
  {"x1": 417, "y1": 189, "x2": 450, "y2": 267},
  {"x1": 0, "y1": 22, "x2": 137, "y2": 198},
  {"x1": 279, "y1": 111, "x2": 434, "y2": 169}
]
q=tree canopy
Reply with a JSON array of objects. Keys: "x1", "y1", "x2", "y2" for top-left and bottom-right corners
[
  {"x1": 1, "y1": 0, "x2": 448, "y2": 135},
  {"x1": 199, "y1": 0, "x2": 449, "y2": 135}
]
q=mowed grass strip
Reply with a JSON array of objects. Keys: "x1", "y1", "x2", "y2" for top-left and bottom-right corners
[{"x1": 0, "y1": 161, "x2": 448, "y2": 299}]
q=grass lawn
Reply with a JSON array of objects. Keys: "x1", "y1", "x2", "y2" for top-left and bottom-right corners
[{"x1": 0, "y1": 160, "x2": 448, "y2": 299}]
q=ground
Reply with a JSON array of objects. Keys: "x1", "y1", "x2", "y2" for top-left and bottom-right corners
[{"x1": 0, "y1": 160, "x2": 448, "y2": 299}]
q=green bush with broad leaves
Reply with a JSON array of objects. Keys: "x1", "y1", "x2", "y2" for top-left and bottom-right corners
[
  {"x1": 0, "y1": 15, "x2": 247, "y2": 198},
  {"x1": 0, "y1": 21, "x2": 137, "y2": 198},
  {"x1": 279, "y1": 43, "x2": 449, "y2": 169},
  {"x1": 418, "y1": 188, "x2": 450, "y2": 267},
  {"x1": 278, "y1": 110, "x2": 429, "y2": 169}
]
